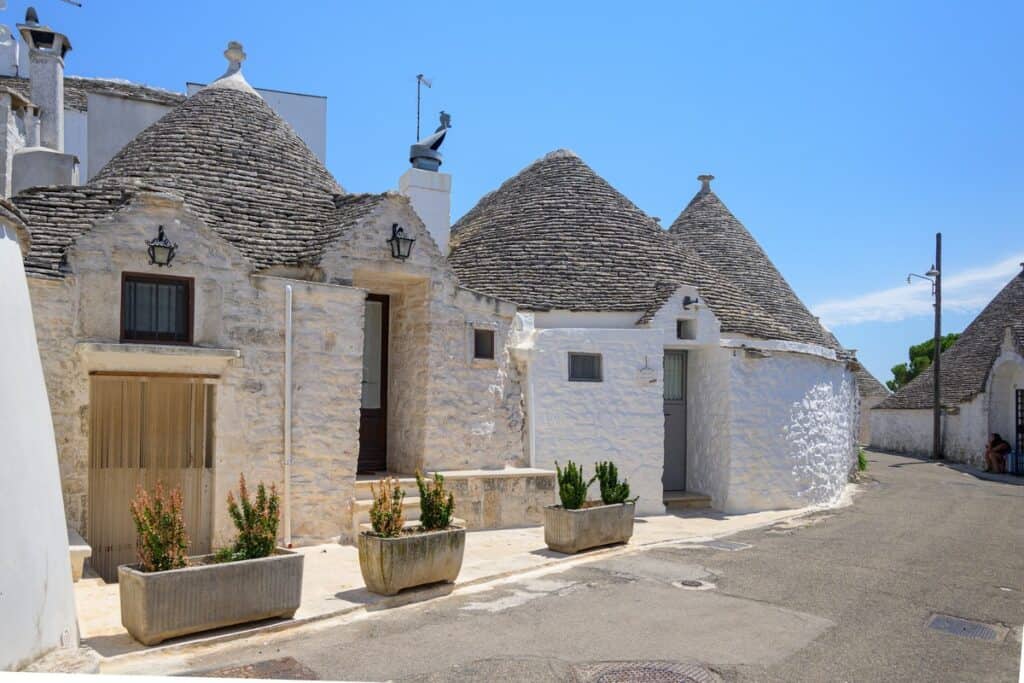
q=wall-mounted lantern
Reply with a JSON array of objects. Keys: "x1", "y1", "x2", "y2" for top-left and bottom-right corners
[
  {"x1": 146, "y1": 225, "x2": 178, "y2": 267},
  {"x1": 682, "y1": 295, "x2": 699, "y2": 310},
  {"x1": 387, "y1": 223, "x2": 415, "y2": 260}
]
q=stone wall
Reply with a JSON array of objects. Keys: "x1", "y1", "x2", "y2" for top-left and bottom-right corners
[
  {"x1": 871, "y1": 397, "x2": 988, "y2": 466},
  {"x1": 28, "y1": 191, "x2": 366, "y2": 546},
  {"x1": 442, "y1": 470, "x2": 556, "y2": 529},
  {"x1": 320, "y1": 195, "x2": 526, "y2": 474},
  {"x1": 724, "y1": 347, "x2": 856, "y2": 513},
  {"x1": 515, "y1": 320, "x2": 666, "y2": 515}
]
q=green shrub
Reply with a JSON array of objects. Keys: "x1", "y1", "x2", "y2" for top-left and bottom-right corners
[
  {"x1": 594, "y1": 461, "x2": 635, "y2": 505},
  {"x1": 556, "y1": 460, "x2": 592, "y2": 510},
  {"x1": 417, "y1": 471, "x2": 455, "y2": 530},
  {"x1": 129, "y1": 481, "x2": 189, "y2": 572},
  {"x1": 369, "y1": 477, "x2": 405, "y2": 537},
  {"x1": 216, "y1": 474, "x2": 281, "y2": 563},
  {"x1": 857, "y1": 448, "x2": 869, "y2": 472}
]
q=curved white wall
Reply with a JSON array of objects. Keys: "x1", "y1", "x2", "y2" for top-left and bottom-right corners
[
  {"x1": 0, "y1": 222, "x2": 78, "y2": 670},
  {"x1": 723, "y1": 348, "x2": 856, "y2": 513}
]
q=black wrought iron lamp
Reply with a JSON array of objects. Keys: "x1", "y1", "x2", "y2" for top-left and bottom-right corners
[
  {"x1": 387, "y1": 223, "x2": 415, "y2": 260},
  {"x1": 146, "y1": 225, "x2": 178, "y2": 267}
]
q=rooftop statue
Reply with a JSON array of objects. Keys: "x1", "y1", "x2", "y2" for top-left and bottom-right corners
[{"x1": 410, "y1": 110, "x2": 452, "y2": 171}]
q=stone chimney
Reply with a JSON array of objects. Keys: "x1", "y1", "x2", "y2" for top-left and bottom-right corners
[
  {"x1": 17, "y1": 7, "x2": 71, "y2": 151},
  {"x1": 10, "y1": 8, "x2": 78, "y2": 194},
  {"x1": 0, "y1": 25, "x2": 19, "y2": 77},
  {"x1": 698, "y1": 174, "x2": 715, "y2": 195},
  {"x1": 399, "y1": 111, "x2": 453, "y2": 254}
]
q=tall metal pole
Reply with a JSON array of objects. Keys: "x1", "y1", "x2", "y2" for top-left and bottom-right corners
[
  {"x1": 933, "y1": 232, "x2": 943, "y2": 460},
  {"x1": 416, "y1": 76, "x2": 421, "y2": 141}
]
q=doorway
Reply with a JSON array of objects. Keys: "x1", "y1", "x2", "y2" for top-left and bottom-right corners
[
  {"x1": 358, "y1": 294, "x2": 389, "y2": 473},
  {"x1": 87, "y1": 375, "x2": 214, "y2": 582},
  {"x1": 663, "y1": 350, "x2": 688, "y2": 492},
  {"x1": 1016, "y1": 388, "x2": 1023, "y2": 455}
]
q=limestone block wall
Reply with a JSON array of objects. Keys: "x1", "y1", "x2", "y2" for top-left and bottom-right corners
[
  {"x1": 442, "y1": 470, "x2": 556, "y2": 529},
  {"x1": 517, "y1": 324, "x2": 666, "y2": 515},
  {"x1": 29, "y1": 192, "x2": 365, "y2": 546},
  {"x1": 724, "y1": 347, "x2": 856, "y2": 513},
  {"x1": 320, "y1": 195, "x2": 525, "y2": 474}
]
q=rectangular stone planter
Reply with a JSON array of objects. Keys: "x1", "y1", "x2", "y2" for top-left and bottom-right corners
[
  {"x1": 118, "y1": 549, "x2": 303, "y2": 646},
  {"x1": 358, "y1": 527, "x2": 466, "y2": 596},
  {"x1": 544, "y1": 502, "x2": 636, "y2": 554}
]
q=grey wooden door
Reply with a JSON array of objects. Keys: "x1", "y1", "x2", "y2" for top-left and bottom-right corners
[{"x1": 663, "y1": 350, "x2": 688, "y2": 491}]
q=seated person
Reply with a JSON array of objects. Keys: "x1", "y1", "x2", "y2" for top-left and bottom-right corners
[{"x1": 984, "y1": 433, "x2": 1011, "y2": 473}]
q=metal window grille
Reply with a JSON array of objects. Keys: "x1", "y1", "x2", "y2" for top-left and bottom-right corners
[
  {"x1": 568, "y1": 352, "x2": 602, "y2": 382},
  {"x1": 122, "y1": 275, "x2": 192, "y2": 343}
]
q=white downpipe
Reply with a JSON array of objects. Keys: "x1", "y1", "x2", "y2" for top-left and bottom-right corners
[
  {"x1": 525, "y1": 362, "x2": 537, "y2": 468},
  {"x1": 283, "y1": 284, "x2": 293, "y2": 547}
]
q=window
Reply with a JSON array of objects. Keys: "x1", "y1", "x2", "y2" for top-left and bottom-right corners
[
  {"x1": 473, "y1": 328, "x2": 495, "y2": 360},
  {"x1": 121, "y1": 273, "x2": 193, "y2": 344},
  {"x1": 568, "y1": 352, "x2": 602, "y2": 382},
  {"x1": 676, "y1": 319, "x2": 696, "y2": 340}
]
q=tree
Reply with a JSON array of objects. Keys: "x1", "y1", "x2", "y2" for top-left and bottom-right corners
[{"x1": 887, "y1": 333, "x2": 960, "y2": 392}]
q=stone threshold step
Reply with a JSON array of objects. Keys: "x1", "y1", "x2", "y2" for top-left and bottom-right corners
[{"x1": 663, "y1": 491, "x2": 712, "y2": 509}]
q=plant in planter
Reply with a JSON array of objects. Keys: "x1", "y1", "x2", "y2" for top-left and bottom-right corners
[
  {"x1": 544, "y1": 460, "x2": 637, "y2": 554},
  {"x1": 357, "y1": 473, "x2": 466, "y2": 596},
  {"x1": 118, "y1": 475, "x2": 303, "y2": 646}
]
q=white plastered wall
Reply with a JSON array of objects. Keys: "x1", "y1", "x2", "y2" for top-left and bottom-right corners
[
  {"x1": 514, "y1": 317, "x2": 666, "y2": 515},
  {"x1": 0, "y1": 220, "x2": 78, "y2": 670}
]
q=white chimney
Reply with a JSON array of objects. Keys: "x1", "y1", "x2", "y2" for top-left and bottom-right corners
[
  {"x1": 17, "y1": 7, "x2": 71, "y2": 152},
  {"x1": 399, "y1": 112, "x2": 453, "y2": 255}
]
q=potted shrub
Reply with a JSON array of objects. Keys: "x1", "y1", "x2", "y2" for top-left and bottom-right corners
[
  {"x1": 357, "y1": 473, "x2": 466, "y2": 596},
  {"x1": 118, "y1": 476, "x2": 303, "y2": 645},
  {"x1": 543, "y1": 460, "x2": 636, "y2": 554}
]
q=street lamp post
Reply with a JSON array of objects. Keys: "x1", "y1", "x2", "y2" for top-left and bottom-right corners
[{"x1": 908, "y1": 233, "x2": 943, "y2": 460}]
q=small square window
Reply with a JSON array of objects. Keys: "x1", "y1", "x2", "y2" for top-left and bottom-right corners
[
  {"x1": 676, "y1": 319, "x2": 696, "y2": 340},
  {"x1": 473, "y1": 329, "x2": 495, "y2": 360},
  {"x1": 121, "y1": 273, "x2": 193, "y2": 344},
  {"x1": 568, "y1": 352, "x2": 602, "y2": 382}
]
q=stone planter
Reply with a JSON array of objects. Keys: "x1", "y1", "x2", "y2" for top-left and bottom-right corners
[
  {"x1": 118, "y1": 549, "x2": 303, "y2": 646},
  {"x1": 358, "y1": 527, "x2": 466, "y2": 596},
  {"x1": 544, "y1": 502, "x2": 636, "y2": 554}
]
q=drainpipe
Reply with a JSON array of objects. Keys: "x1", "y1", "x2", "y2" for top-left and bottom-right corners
[{"x1": 283, "y1": 284, "x2": 293, "y2": 547}]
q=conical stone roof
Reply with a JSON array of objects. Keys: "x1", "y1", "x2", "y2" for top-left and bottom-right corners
[
  {"x1": 878, "y1": 269, "x2": 1024, "y2": 409},
  {"x1": 16, "y1": 54, "x2": 385, "y2": 276},
  {"x1": 669, "y1": 184, "x2": 837, "y2": 349},
  {"x1": 448, "y1": 150, "x2": 797, "y2": 340}
]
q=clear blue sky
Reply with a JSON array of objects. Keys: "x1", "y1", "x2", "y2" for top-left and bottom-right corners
[{"x1": 11, "y1": 1, "x2": 1022, "y2": 384}]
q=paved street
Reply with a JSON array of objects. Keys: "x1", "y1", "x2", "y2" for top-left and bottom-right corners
[{"x1": 120, "y1": 452, "x2": 1023, "y2": 682}]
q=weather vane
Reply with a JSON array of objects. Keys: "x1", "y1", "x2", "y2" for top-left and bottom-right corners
[{"x1": 416, "y1": 74, "x2": 432, "y2": 140}]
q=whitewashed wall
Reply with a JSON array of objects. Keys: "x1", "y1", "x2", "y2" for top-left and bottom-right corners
[
  {"x1": 0, "y1": 220, "x2": 78, "y2": 671},
  {"x1": 686, "y1": 345, "x2": 732, "y2": 507},
  {"x1": 724, "y1": 348, "x2": 856, "y2": 512},
  {"x1": 516, "y1": 322, "x2": 666, "y2": 514},
  {"x1": 988, "y1": 349, "x2": 1024, "y2": 447},
  {"x1": 871, "y1": 396, "x2": 989, "y2": 466}
]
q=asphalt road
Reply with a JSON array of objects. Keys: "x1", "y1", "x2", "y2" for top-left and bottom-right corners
[{"x1": 170, "y1": 451, "x2": 1023, "y2": 682}]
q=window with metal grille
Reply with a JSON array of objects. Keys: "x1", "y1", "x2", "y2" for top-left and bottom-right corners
[
  {"x1": 474, "y1": 329, "x2": 495, "y2": 360},
  {"x1": 568, "y1": 352, "x2": 602, "y2": 382},
  {"x1": 121, "y1": 273, "x2": 193, "y2": 344}
]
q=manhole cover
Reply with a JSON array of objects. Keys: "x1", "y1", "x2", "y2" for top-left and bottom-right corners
[
  {"x1": 576, "y1": 660, "x2": 719, "y2": 683},
  {"x1": 926, "y1": 614, "x2": 1006, "y2": 642},
  {"x1": 699, "y1": 539, "x2": 751, "y2": 551},
  {"x1": 678, "y1": 579, "x2": 703, "y2": 587},
  {"x1": 186, "y1": 657, "x2": 319, "y2": 679}
]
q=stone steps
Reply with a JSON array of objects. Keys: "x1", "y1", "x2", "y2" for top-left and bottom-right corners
[
  {"x1": 351, "y1": 496, "x2": 422, "y2": 528},
  {"x1": 663, "y1": 491, "x2": 712, "y2": 510}
]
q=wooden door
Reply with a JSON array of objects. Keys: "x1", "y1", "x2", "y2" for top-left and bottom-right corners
[
  {"x1": 358, "y1": 295, "x2": 389, "y2": 473},
  {"x1": 88, "y1": 375, "x2": 214, "y2": 582},
  {"x1": 663, "y1": 350, "x2": 688, "y2": 492}
]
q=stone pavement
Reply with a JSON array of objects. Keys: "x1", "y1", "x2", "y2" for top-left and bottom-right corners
[{"x1": 75, "y1": 502, "x2": 837, "y2": 663}]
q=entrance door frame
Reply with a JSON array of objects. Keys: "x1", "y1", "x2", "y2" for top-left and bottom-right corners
[{"x1": 357, "y1": 293, "x2": 390, "y2": 474}]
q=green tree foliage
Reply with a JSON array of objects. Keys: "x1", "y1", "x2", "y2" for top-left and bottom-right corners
[
  {"x1": 369, "y1": 477, "x2": 405, "y2": 537},
  {"x1": 594, "y1": 461, "x2": 635, "y2": 505},
  {"x1": 887, "y1": 333, "x2": 960, "y2": 392},
  {"x1": 217, "y1": 474, "x2": 281, "y2": 562},
  {"x1": 417, "y1": 471, "x2": 455, "y2": 530},
  {"x1": 556, "y1": 460, "x2": 592, "y2": 509},
  {"x1": 129, "y1": 481, "x2": 189, "y2": 572}
]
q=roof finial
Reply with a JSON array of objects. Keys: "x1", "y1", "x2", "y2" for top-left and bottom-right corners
[
  {"x1": 25, "y1": 7, "x2": 39, "y2": 24},
  {"x1": 698, "y1": 174, "x2": 714, "y2": 194},
  {"x1": 223, "y1": 41, "x2": 246, "y2": 75}
]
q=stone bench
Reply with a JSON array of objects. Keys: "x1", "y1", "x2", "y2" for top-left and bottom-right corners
[{"x1": 67, "y1": 527, "x2": 92, "y2": 582}]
